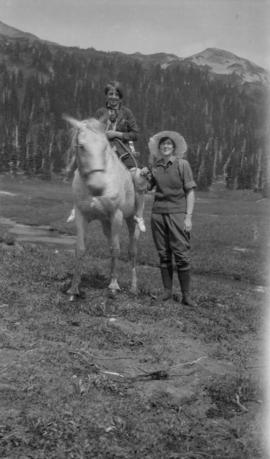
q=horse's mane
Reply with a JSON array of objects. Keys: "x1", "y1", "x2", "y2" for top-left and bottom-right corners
[
  {"x1": 70, "y1": 117, "x2": 107, "y2": 150},
  {"x1": 81, "y1": 118, "x2": 105, "y2": 134},
  {"x1": 68, "y1": 117, "x2": 125, "y2": 171}
]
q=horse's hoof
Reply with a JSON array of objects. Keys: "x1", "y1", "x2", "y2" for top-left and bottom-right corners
[
  {"x1": 60, "y1": 280, "x2": 72, "y2": 294},
  {"x1": 108, "y1": 289, "x2": 117, "y2": 299},
  {"x1": 130, "y1": 287, "x2": 138, "y2": 296},
  {"x1": 68, "y1": 290, "x2": 86, "y2": 301}
]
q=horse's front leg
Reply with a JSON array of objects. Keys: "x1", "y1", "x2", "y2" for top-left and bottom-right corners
[
  {"x1": 107, "y1": 209, "x2": 123, "y2": 295},
  {"x1": 68, "y1": 209, "x2": 88, "y2": 301},
  {"x1": 126, "y1": 216, "x2": 140, "y2": 295}
]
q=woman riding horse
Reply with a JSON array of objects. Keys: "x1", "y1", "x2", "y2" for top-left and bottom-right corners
[{"x1": 66, "y1": 81, "x2": 147, "y2": 232}]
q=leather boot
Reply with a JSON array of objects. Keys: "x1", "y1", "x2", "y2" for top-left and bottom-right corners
[
  {"x1": 160, "y1": 266, "x2": 173, "y2": 301},
  {"x1": 177, "y1": 269, "x2": 196, "y2": 306}
]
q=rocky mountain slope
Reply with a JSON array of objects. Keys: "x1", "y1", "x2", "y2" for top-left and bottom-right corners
[{"x1": 183, "y1": 47, "x2": 269, "y2": 84}]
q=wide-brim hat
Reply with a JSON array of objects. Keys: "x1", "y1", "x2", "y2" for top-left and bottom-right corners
[{"x1": 148, "y1": 131, "x2": 187, "y2": 165}]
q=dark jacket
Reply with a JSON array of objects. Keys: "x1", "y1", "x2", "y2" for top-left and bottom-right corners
[
  {"x1": 95, "y1": 105, "x2": 139, "y2": 142},
  {"x1": 95, "y1": 105, "x2": 139, "y2": 168}
]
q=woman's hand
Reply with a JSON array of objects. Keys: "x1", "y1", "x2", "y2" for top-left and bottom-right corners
[
  {"x1": 184, "y1": 214, "x2": 192, "y2": 233},
  {"x1": 184, "y1": 189, "x2": 195, "y2": 234},
  {"x1": 106, "y1": 130, "x2": 123, "y2": 140},
  {"x1": 140, "y1": 167, "x2": 150, "y2": 177}
]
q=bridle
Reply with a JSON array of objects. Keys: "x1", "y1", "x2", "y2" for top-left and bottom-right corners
[{"x1": 75, "y1": 138, "x2": 106, "y2": 176}]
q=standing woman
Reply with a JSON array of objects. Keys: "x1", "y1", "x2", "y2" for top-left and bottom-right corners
[{"x1": 147, "y1": 131, "x2": 196, "y2": 305}]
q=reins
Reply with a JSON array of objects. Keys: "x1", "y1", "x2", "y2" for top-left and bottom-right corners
[
  {"x1": 74, "y1": 131, "x2": 107, "y2": 175},
  {"x1": 115, "y1": 139, "x2": 138, "y2": 169}
]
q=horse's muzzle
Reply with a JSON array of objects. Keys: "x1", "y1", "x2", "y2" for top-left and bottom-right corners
[
  {"x1": 90, "y1": 186, "x2": 104, "y2": 197},
  {"x1": 86, "y1": 170, "x2": 106, "y2": 196}
]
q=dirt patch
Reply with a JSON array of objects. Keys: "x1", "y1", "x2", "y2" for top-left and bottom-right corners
[
  {"x1": 0, "y1": 190, "x2": 17, "y2": 196},
  {"x1": 0, "y1": 217, "x2": 76, "y2": 246}
]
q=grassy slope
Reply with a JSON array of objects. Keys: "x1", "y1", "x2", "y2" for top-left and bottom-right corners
[
  {"x1": 0, "y1": 175, "x2": 267, "y2": 458},
  {"x1": 0, "y1": 174, "x2": 269, "y2": 285}
]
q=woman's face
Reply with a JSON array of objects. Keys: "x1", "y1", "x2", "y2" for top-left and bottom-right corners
[
  {"x1": 106, "y1": 88, "x2": 121, "y2": 108},
  {"x1": 159, "y1": 138, "x2": 175, "y2": 157}
]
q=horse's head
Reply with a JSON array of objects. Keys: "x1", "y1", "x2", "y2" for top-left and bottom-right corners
[{"x1": 64, "y1": 115, "x2": 108, "y2": 196}]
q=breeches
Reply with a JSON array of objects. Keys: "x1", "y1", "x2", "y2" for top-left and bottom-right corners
[{"x1": 151, "y1": 213, "x2": 191, "y2": 271}]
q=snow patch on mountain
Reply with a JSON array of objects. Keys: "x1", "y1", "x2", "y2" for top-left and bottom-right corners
[{"x1": 185, "y1": 48, "x2": 269, "y2": 84}]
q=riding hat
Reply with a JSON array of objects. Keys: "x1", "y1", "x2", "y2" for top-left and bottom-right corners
[{"x1": 148, "y1": 130, "x2": 187, "y2": 165}]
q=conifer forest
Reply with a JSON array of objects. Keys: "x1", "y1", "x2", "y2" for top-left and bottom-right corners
[{"x1": 0, "y1": 38, "x2": 269, "y2": 191}]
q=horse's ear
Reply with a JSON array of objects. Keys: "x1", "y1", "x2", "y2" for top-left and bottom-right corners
[
  {"x1": 62, "y1": 114, "x2": 84, "y2": 130},
  {"x1": 99, "y1": 114, "x2": 107, "y2": 125}
]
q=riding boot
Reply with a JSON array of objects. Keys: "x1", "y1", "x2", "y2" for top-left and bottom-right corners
[
  {"x1": 177, "y1": 269, "x2": 196, "y2": 306},
  {"x1": 160, "y1": 266, "x2": 173, "y2": 301}
]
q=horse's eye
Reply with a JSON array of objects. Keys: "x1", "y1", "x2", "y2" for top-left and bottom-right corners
[{"x1": 83, "y1": 171, "x2": 91, "y2": 180}]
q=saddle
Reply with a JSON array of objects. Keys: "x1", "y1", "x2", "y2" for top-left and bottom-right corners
[{"x1": 111, "y1": 139, "x2": 139, "y2": 170}]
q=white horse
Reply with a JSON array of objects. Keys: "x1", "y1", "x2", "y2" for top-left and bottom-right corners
[{"x1": 64, "y1": 116, "x2": 141, "y2": 300}]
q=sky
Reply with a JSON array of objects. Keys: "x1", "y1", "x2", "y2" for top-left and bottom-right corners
[{"x1": 1, "y1": 0, "x2": 270, "y2": 69}]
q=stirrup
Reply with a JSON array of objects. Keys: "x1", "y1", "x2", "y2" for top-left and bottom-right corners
[{"x1": 134, "y1": 216, "x2": 146, "y2": 232}]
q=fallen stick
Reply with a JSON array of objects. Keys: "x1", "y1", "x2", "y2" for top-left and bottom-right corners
[
  {"x1": 235, "y1": 394, "x2": 248, "y2": 412},
  {"x1": 70, "y1": 348, "x2": 137, "y2": 361},
  {"x1": 99, "y1": 370, "x2": 125, "y2": 378},
  {"x1": 171, "y1": 356, "x2": 206, "y2": 369}
]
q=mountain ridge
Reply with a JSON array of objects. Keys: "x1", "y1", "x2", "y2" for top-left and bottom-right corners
[
  {"x1": 0, "y1": 20, "x2": 268, "y2": 84},
  {"x1": 0, "y1": 20, "x2": 39, "y2": 41}
]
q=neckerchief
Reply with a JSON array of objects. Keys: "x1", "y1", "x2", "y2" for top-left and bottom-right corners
[{"x1": 105, "y1": 102, "x2": 121, "y2": 131}]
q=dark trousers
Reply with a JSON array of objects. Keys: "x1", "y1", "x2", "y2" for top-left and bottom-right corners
[{"x1": 151, "y1": 213, "x2": 191, "y2": 271}]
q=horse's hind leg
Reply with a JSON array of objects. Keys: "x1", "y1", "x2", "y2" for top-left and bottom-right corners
[
  {"x1": 126, "y1": 216, "x2": 140, "y2": 295},
  {"x1": 68, "y1": 210, "x2": 87, "y2": 300}
]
